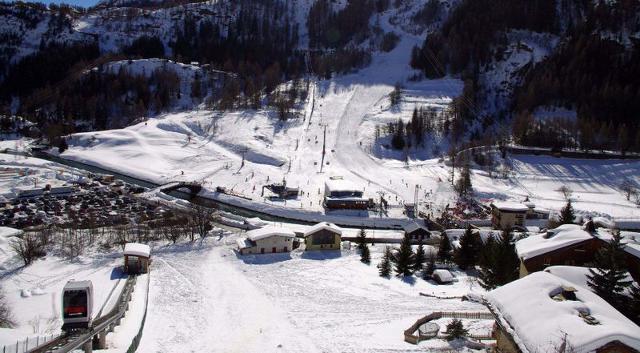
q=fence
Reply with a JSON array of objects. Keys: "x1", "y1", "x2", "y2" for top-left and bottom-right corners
[
  {"x1": 404, "y1": 311, "x2": 494, "y2": 344},
  {"x1": 1, "y1": 334, "x2": 57, "y2": 353},
  {"x1": 126, "y1": 274, "x2": 151, "y2": 353}
]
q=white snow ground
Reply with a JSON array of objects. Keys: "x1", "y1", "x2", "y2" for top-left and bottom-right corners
[{"x1": 136, "y1": 236, "x2": 489, "y2": 353}]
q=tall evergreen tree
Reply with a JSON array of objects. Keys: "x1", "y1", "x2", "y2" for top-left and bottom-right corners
[
  {"x1": 413, "y1": 238, "x2": 426, "y2": 272},
  {"x1": 559, "y1": 200, "x2": 575, "y2": 224},
  {"x1": 360, "y1": 243, "x2": 371, "y2": 264},
  {"x1": 378, "y1": 246, "x2": 392, "y2": 277},
  {"x1": 393, "y1": 234, "x2": 415, "y2": 277},
  {"x1": 455, "y1": 226, "x2": 480, "y2": 270},
  {"x1": 587, "y1": 230, "x2": 632, "y2": 309},
  {"x1": 438, "y1": 232, "x2": 452, "y2": 263},
  {"x1": 628, "y1": 283, "x2": 640, "y2": 325},
  {"x1": 357, "y1": 228, "x2": 367, "y2": 250},
  {"x1": 478, "y1": 229, "x2": 519, "y2": 289}
]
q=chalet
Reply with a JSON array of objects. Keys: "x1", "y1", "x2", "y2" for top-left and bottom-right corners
[
  {"x1": 516, "y1": 224, "x2": 610, "y2": 278},
  {"x1": 236, "y1": 227, "x2": 296, "y2": 255},
  {"x1": 490, "y1": 202, "x2": 529, "y2": 229},
  {"x1": 403, "y1": 221, "x2": 431, "y2": 242},
  {"x1": 486, "y1": 271, "x2": 640, "y2": 353},
  {"x1": 123, "y1": 242, "x2": 151, "y2": 274},
  {"x1": 304, "y1": 222, "x2": 342, "y2": 250},
  {"x1": 323, "y1": 178, "x2": 368, "y2": 210}
]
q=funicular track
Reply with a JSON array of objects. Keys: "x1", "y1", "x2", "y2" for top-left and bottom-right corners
[{"x1": 28, "y1": 274, "x2": 139, "y2": 353}]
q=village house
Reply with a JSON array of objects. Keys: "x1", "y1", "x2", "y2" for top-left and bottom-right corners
[
  {"x1": 486, "y1": 271, "x2": 640, "y2": 353},
  {"x1": 403, "y1": 221, "x2": 431, "y2": 243},
  {"x1": 515, "y1": 224, "x2": 640, "y2": 281},
  {"x1": 490, "y1": 202, "x2": 529, "y2": 229},
  {"x1": 323, "y1": 178, "x2": 369, "y2": 210},
  {"x1": 123, "y1": 242, "x2": 151, "y2": 274},
  {"x1": 236, "y1": 227, "x2": 296, "y2": 255},
  {"x1": 516, "y1": 224, "x2": 607, "y2": 277},
  {"x1": 304, "y1": 222, "x2": 342, "y2": 250}
]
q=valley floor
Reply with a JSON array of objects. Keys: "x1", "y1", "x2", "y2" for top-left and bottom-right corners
[{"x1": 137, "y1": 236, "x2": 490, "y2": 353}]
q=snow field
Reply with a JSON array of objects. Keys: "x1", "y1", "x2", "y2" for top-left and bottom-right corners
[{"x1": 137, "y1": 235, "x2": 488, "y2": 353}]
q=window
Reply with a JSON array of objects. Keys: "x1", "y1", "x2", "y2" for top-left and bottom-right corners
[{"x1": 63, "y1": 290, "x2": 88, "y2": 319}]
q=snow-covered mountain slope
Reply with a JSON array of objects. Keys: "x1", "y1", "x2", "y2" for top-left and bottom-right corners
[{"x1": 58, "y1": 8, "x2": 640, "y2": 223}]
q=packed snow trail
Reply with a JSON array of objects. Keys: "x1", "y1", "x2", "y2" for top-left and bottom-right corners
[{"x1": 137, "y1": 243, "x2": 321, "y2": 353}]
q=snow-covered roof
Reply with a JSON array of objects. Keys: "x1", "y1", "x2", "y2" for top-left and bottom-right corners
[
  {"x1": 403, "y1": 221, "x2": 429, "y2": 234},
  {"x1": 236, "y1": 237, "x2": 255, "y2": 249},
  {"x1": 432, "y1": 269, "x2": 453, "y2": 283},
  {"x1": 516, "y1": 224, "x2": 608, "y2": 261},
  {"x1": 324, "y1": 179, "x2": 362, "y2": 193},
  {"x1": 491, "y1": 202, "x2": 529, "y2": 212},
  {"x1": 246, "y1": 227, "x2": 296, "y2": 241},
  {"x1": 544, "y1": 266, "x2": 635, "y2": 295},
  {"x1": 486, "y1": 271, "x2": 640, "y2": 353},
  {"x1": 304, "y1": 222, "x2": 342, "y2": 237},
  {"x1": 124, "y1": 243, "x2": 151, "y2": 258},
  {"x1": 64, "y1": 280, "x2": 93, "y2": 291}
]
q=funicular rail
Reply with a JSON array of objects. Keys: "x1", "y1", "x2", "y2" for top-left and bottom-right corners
[{"x1": 28, "y1": 275, "x2": 138, "y2": 353}]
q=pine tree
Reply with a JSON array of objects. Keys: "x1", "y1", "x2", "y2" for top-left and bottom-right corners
[
  {"x1": 478, "y1": 229, "x2": 519, "y2": 289},
  {"x1": 493, "y1": 228, "x2": 520, "y2": 286},
  {"x1": 559, "y1": 200, "x2": 575, "y2": 225},
  {"x1": 393, "y1": 234, "x2": 415, "y2": 277},
  {"x1": 478, "y1": 236, "x2": 498, "y2": 290},
  {"x1": 423, "y1": 253, "x2": 436, "y2": 280},
  {"x1": 357, "y1": 228, "x2": 367, "y2": 251},
  {"x1": 454, "y1": 163, "x2": 472, "y2": 197},
  {"x1": 445, "y1": 319, "x2": 468, "y2": 341},
  {"x1": 378, "y1": 246, "x2": 392, "y2": 277},
  {"x1": 413, "y1": 238, "x2": 426, "y2": 272},
  {"x1": 587, "y1": 230, "x2": 632, "y2": 309},
  {"x1": 438, "y1": 233, "x2": 452, "y2": 263},
  {"x1": 455, "y1": 226, "x2": 480, "y2": 270},
  {"x1": 58, "y1": 138, "x2": 68, "y2": 153},
  {"x1": 628, "y1": 283, "x2": 640, "y2": 325},
  {"x1": 360, "y1": 244, "x2": 371, "y2": 264}
]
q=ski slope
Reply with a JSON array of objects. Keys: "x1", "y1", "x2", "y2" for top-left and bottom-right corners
[{"x1": 57, "y1": 4, "x2": 640, "y2": 224}]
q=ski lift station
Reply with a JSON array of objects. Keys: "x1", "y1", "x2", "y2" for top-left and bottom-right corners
[
  {"x1": 323, "y1": 177, "x2": 369, "y2": 210},
  {"x1": 123, "y1": 243, "x2": 151, "y2": 274}
]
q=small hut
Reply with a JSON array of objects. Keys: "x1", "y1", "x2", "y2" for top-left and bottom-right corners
[{"x1": 123, "y1": 243, "x2": 151, "y2": 274}]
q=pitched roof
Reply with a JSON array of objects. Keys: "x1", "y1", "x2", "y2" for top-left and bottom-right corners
[
  {"x1": 515, "y1": 224, "x2": 604, "y2": 260},
  {"x1": 304, "y1": 222, "x2": 342, "y2": 237},
  {"x1": 403, "y1": 221, "x2": 429, "y2": 234},
  {"x1": 486, "y1": 271, "x2": 640, "y2": 353},
  {"x1": 246, "y1": 226, "x2": 296, "y2": 241},
  {"x1": 124, "y1": 242, "x2": 151, "y2": 258},
  {"x1": 492, "y1": 202, "x2": 529, "y2": 212}
]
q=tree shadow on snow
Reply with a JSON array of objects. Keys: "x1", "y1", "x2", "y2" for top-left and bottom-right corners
[
  {"x1": 300, "y1": 250, "x2": 341, "y2": 260},
  {"x1": 401, "y1": 275, "x2": 417, "y2": 286},
  {"x1": 110, "y1": 266, "x2": 128, "y2": 280},
  {"x1": 234, "y1": 251, "x2": 292, "y2": 265}
]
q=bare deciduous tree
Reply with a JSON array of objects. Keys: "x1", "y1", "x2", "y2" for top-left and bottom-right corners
[
  {"x1": 192, "y1": 206, "x2": 214, "y2": 239},
  {"x1": 11, "y1": 232, "x2": 44, "y2": 266},
  {"x1": 0, "y1": 287, "x2": 15, "y2": 328}
]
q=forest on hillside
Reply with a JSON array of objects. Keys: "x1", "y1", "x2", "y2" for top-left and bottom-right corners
[{"x1": 410, "y1": 0, "x2": 640, "y2": 152}]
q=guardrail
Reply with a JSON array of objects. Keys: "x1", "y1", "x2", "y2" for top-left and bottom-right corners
[
  {"x1": 28, "y1": 274, "x2": 138, "y2": 353},
  {"x1": 125, "y1": 274, "x2": 151, "y2": 353},
  {"x1": 1, "y1": 334, "x2": 57, "y2": 353}
]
